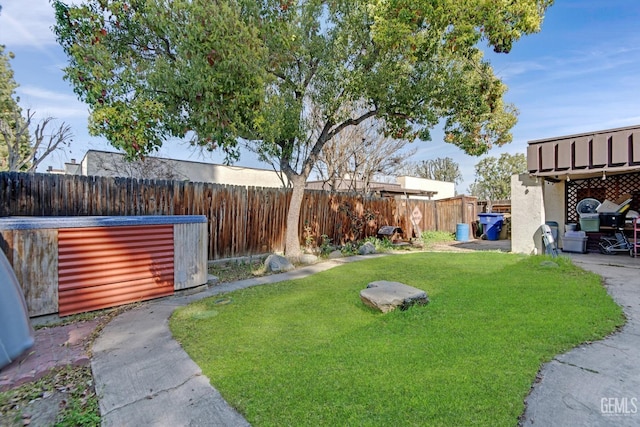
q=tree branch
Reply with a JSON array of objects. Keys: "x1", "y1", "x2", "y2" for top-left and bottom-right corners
[
  {"x1": 300, "y1": 108, "x2": 378, "y2": 179},
  {"x1": 2, "y1": 109, "x2": 33, "y2": 171},
  {"x1": 326, "y1": 109, "x2": 378, "y2": 141},
  {"x1": 2, "y1": 108, "x2": 73, "y2": 172},
  {"x1": 26, "y1": 119, "x2": 73, "y2": 172}
]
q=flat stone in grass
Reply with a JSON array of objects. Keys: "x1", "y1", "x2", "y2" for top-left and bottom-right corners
[{"x1": 360, "y1": 281, "x2": 429, "y2": 313}]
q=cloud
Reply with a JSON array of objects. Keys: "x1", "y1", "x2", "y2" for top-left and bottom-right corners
[
  {"x1": 37, "y1": 106, "x2": 90, "y2": 120},
  {"x1": 508, "y1": 43, "x2": 640, "y2": 91},
  {"x1": 0, "y1": 0, "x2": 58, "y2": 48},
  {"x1": 16, "y1": 85, "x2": 89, "y2": 120},
  {"x1": 494, "y1": 60, "x2": 547, "y2": 80},
  {"x1": 19, "y1": 85, "x2": 78, "y2": 103}
]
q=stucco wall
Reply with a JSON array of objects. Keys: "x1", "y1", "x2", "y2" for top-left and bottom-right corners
[
  {"x1": 79, "y1": 150, "x2": 286, "y2": 188},
  {"x1": 397, "y1": 176, "x2": 455, "y2": 200},
  {"x1": 542, "y1": 179, "x2": 566, "y2": 248},
  {"x1": 173, "y1": 162, "x2": 286, "y2": 188},
  {"x1": 511, "y1": 174, "x2": 545, "y2": 255}
]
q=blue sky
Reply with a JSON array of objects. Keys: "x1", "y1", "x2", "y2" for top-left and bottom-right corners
[{"x1": 1, "y1": 0, "x2": 640, "y2": 192}]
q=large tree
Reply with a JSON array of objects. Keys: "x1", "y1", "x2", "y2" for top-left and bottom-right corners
[
  {"x1": 468, "y1": 152, "x2": 527, "y2": 202},
  {"x1": 54, "y1": 0, "x2": 553, "y2": 259},
  {"x1": 410, "y1": 157, "x2": 463, "y2": 186},
  {"x1": 0, "y1": 45, "x2": 28, "y2": 170},
  {"x1": 312, "y1": 116, "x2": 416, "y2": 195},
  {"x1": 0, "y1": 45, "x2": 72, "y2": 172},
  {"x1": 53, "y1": 0, "x2": 267, "y2": 161}
]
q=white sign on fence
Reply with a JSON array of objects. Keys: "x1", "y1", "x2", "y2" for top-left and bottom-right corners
[{"x1": 411, "y1": 206, "x2": 423, "y2": 223}]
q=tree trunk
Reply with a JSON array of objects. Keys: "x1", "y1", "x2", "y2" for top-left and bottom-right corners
[{"x1": 284, "y1": 174, "x2": 306, "y2": 260}]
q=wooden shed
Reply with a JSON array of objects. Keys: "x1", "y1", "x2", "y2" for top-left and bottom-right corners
[{"x1": 0, "y1": 216, "x2": 208, "y2": 317}]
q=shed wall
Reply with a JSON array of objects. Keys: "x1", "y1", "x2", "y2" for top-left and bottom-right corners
[
  {"x1": 174, "y1": 222, "x2": 208, "y2": 290},
  {"x1": 58, "y1": 225, "x2": 174, "y2": 316},
  {"x1": 0, "y1": 229, "x2": 58, "y2": 316}
]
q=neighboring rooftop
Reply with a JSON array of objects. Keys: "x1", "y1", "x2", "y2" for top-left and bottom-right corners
[
  {"x1": 306, "y1": 175, "x2": 455, "y2": 200},
  {"x1": 50, "y1": 150, "x2": 288, "y2": 189},
  {"x1": 47, "y1": 150, "x2": 456, "y2": 198}
]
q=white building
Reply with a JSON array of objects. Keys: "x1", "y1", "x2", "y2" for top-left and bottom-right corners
[
  {"x1": 306, "y1": 175, "x2": 455, "y2": 200},
  {"x1": 52, "y1": 150, "x2": 456, "y2": 198},
  {"x1": 54, "y1": 150, "x2": 288, "y2": 188}
]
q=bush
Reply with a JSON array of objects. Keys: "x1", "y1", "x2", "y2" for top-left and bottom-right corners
[
  {"x1": 340, "y1": 242, "x2": 358, "y2": 256},
  {"x1": 360, "y1": 236, "x2": 394, "y2": 252},
  {"x1": 319, "y1": 234, "x2": 333, "y2": 256}
]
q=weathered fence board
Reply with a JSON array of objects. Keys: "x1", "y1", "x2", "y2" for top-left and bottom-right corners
[
  {"x1": 1, "y1": 228, "x2": 59, "y2": 316},
  {"x1": 0, "y1": 172, "x2": 476, "y2": 260}
]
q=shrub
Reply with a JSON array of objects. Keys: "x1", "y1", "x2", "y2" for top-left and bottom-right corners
[{"x1": 360, "y1": 236, "x2": 394, "y2": 252}]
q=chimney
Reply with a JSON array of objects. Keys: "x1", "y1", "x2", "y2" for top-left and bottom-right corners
[
  {"x1": 47, "y1": 166, "x2": 53, "y2": 172},
  {"x1": 71, "y1": 159, "x2": 76, "y2": 164}
]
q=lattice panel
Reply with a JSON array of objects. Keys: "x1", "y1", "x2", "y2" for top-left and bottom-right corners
[{"x1": 566, "y1": 172, "x2": 640, "y2": 222}]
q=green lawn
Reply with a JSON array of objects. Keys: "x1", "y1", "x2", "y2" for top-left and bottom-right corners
[{"x1": 170, "y1": 252, "x2": 624, "y2": 426}]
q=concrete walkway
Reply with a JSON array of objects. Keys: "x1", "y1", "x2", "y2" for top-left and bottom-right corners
[
  {"x1": 92, "y1": 255, "x2": 380, "y2": 427},
  {"x1": 522, "y1": 252, "x2": 640, "y2": 426}
]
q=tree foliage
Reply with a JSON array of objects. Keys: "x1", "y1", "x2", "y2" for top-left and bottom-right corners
[
  {"x1": 0, "y1": 45, "x2": 27, "y2": 170},
  {"x1": 0, "y1": 45, "x2": 72, "y2": 172},
  {"x1": 469, "y1": 152, "x2": 527, "y2": 201},
  {"x1": 53, "y1": 0, "x2": 267, "y2": 161},
  {"x1": 53, "y1": 0, "x2": 553, "y2": 257},
  {"x1": 410, "y1": 157, "x2": 463, "y2": 186}
]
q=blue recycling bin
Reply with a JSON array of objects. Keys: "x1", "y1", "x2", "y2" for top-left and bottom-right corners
[{"x1": 478, "y1": 213, "x2": 504, "y2": 241}]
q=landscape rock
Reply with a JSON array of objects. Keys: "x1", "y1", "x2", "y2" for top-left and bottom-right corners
[
  {"x1": 328, "y1": 250, "x2": 344, "y2": 259},
  {"x1": 358, "y1": 241, "x2": 376, "y2": 255},
  {"x1": 299, "y1": 254, "x2": 319, "y2": 265},
  {"x1": 264, "y1": 254, "x2": 295, "y2": 273},
  {"x1": 360, "y1": 280, "x2": 429, "y2": 313}
]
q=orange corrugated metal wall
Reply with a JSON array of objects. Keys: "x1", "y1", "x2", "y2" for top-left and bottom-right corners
[{"x1": 58, "y1": 225, "x2": 174, "y2": 316}]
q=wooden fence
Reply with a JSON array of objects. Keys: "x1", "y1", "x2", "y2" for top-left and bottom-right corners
[
  {"x1": 0, "y1": 172, "x2": 477, "y2": 260},
  {"x1": 477, "y1": 199, "x2": 511, "y2": 214}
]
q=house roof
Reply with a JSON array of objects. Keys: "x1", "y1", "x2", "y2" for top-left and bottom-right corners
[
  {"x1": 305, "y1": 179, "x2": 437, "y2": 197},
  {"x1": 527, "y1": 124, "x2": 640, "y2": 181},
  {"x1": 80, "y1": 149, "x2": 283, "y2": 174}
]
